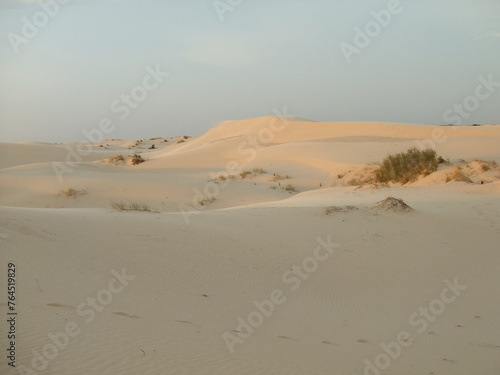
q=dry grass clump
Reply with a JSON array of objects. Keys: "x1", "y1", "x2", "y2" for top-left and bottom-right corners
[
  {"x1": 240, "y1": 168, "x2": 267, "y2": 179},
  {"x1": 240, "y1": 170, "x2": 252, "y2": 179},
  {"x1": 130, "y1": 153, "x2": 145, "y2": 165},
  {"x1": 447, "y1": 166, "x2": 472, "y2": 183},
  {"x1": 324, "y1": 205, "x2": 358, "y2": 215},
  {"x1": 375, "y1": 147, "x2": 440, "y2": 184},
  {"x1": 57, "y1": 188, "x2": 86, "y2": 198},
  {"x1": 271, "y1": 173, "x2": 291, "y2": 182},
  {"x1": 282, "y1": 183, "x2": 297, "y2": 193},
  {"x1": 108, "y1": 154, "x2": 125, "y2": 164},
  {"x1": 197, "y1": 196, "x2": 216, "y2": 206},
  {"x1": 251, "y1": 168, "x2": 267, "y2": 175},
  {"x1": 111, "y1": 201, "x2": 153, "y2": 212},
  {"x1": 477, "y1": 160, "x2": 498, "y2": 172}
]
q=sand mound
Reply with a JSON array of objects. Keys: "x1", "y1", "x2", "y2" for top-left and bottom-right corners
[{"x1": 373, "y1": 197, "x2": 413, "y2": 212}]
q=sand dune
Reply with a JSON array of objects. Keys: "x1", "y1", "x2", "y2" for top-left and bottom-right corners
[{"x1": 1, "y1": 119, "x2": 499, "y2": 374}]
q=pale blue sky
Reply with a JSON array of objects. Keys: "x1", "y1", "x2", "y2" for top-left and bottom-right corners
[{"x1": 0, "y1": 0, "x2": 499, "y2": 142}]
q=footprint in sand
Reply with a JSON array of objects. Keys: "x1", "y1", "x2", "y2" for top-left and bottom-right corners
[{"x1": 113, "y1": 312, "x2": 139, "y2": 319}]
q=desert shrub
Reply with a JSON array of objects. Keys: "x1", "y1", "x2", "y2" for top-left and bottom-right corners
[
  {"x1": 131, "y1": 153, "x2": 145, "y2": 165},
  {"x1": 111, "y1": 201, "x2": 152, "y2": 212},
  {"x1": 375, "y1": 148, "x2": 440, "y2": 184},
  {"x1": 177, "y1": 139, "x2": 186, "y2": 144}
]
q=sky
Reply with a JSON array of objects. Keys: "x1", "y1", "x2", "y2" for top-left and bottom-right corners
[{"x1": 0, "y1": 0, "x2": 499, "y2": 143}]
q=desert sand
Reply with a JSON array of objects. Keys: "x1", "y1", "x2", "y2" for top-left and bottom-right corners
[{"x1": 1, "y1": 117, "x2": 499, "y2": 375}]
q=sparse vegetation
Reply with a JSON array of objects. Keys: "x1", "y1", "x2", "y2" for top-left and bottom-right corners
[
  {"x1": 449, "y1": 166, "x2": 473, "y2": 183},
  {"x1": 240, "y1": 170, "x2": 252, "y2": 179},
  {"x1": 271, "y1": 173, "x2": 291, "y2": 182},
  {"x1": 347, "y1": 179, "x2": 363, "y2": 186},
  {"x1": 324, "y1": 205, "x2": 358, "y2": 215},
  {"x1": 477, "y1": 160, "x2": 497, "y2": 172},
  {"x1": 240, "y1": 168, "x2": 267, "y2": 179},
  {"x1": 337, "y1": 174, "x2": 344, "y2": 179},
  {"x1": 252, "y1": 168, "x2": 267, "y2": 175},
  {"x1": 57, "y1": 188, "x2": 86, "y2": 198},
  {"x1": 177, "y1": 139, "x2": 186, "y2": 144},
  {"x1": 111, "y1": 201, "x2": 153, "y2": 212},
  {"x1": 374, "y1": 147, "x2": 440, "y2": 184},
  {"x1": 197, "y1": 196, "x2": 216, "y2": 206},
  {"x1": 109, "y1": 154, "x2": 125, "y2": 164},
  {"x1": 283, "y1": 183, "x2": 297, "y2": 193},
  {"x1": 131, "y1": 153, "x2": 145, "y2": 165}
]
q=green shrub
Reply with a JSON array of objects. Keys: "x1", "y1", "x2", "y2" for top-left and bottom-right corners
[{"x1": 375, "y1": 148, "x2": 440, "y2": 184}]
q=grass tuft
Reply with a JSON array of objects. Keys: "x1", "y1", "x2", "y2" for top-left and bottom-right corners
[
  {"x1": 111, "y1": 201, "x2": 153, "y2": 212},
  {"x1": 57, "y1": 188, "x2": 86, "y2": 198}
]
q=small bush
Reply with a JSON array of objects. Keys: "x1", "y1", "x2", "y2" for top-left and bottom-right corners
[
  {"x1": 375, "y1": 148, "x2": 440, "y2": 184},
  {"x1": 177, "y1": 139, "x2": 186, "y2": 144},
  {"x1": 111, "y1": 201, "x2": 152, "y2": 212},
  {"x1": 131, "y1": 153, "x2": 145, "y2": 165}
]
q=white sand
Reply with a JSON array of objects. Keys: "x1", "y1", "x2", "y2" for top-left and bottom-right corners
[{"x1": 1, "y1": 118, "x2": 499, "y2": 374}]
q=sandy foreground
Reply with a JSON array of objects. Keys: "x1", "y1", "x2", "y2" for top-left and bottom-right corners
[{"x1": 1, "y1": 117, "x2": 499, "y2": 375}]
